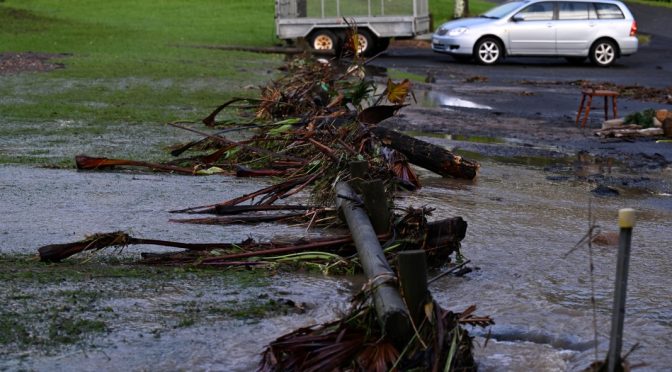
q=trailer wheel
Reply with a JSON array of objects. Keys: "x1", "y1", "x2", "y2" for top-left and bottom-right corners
[
  {"x1": 373, "y1": 37, "x2": 391, "y2": 55},
  {"x1": 353, "y1": 29, "x2": 375, "y2": 57},
  {"x1": 309, "y1": 30, "x2": 339, "y2": 52}
]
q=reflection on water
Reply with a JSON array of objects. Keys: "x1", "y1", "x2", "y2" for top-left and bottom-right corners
[
  {"x1": 1, "y1": 161, "x2": 670, "y2": 370},
  {"x1": 407, "y1": 160, "x2": 672, "y2": 371},
  {"x1": 417, "y1": 90, "x2": 493, "y2": 110}
]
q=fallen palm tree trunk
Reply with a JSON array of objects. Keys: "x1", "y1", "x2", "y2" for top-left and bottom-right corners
[
  {"x1": 335, "y1": 181, "x2": 411, "y2": 343},
  {"x1": 75, "y1": 155, "x2": 202, "y2": 175},
  {"x1": 187, "y1": 44, "x2": 335, "y2": 56},
  {"x1": 169, "y1": 122, "x2": 306, "y2": 163},
  {"x1": 169, "y1": 212, "x2": 307, "y2": 225},
  {"x1": 235, "y1": 165, "x2": 286, "y2": 177},
  {"x1": 170, "y1": 174, "x2": 315, "y2": 214},
  {"x1": 38, "y1": 231, "x2": 244, "y2": 262},
  {"x1": 371, "y1": 126, "x2": 480, "y2": 180},
  {"x1": 208, "y1": 204, "x2": 317, "y2": 216}
]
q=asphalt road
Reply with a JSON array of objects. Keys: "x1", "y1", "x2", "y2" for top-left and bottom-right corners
[
  {"x1": 367, "y1": 2, "x2": 672, "y2": 173},
  {"x1": 374, "y1": 2, "x2": 672, "y2": 89}
]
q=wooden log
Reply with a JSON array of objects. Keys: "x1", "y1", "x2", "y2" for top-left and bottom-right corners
[
  {"x1": 185, "y1": 44, "x2": 335, "y2": 56},
  {"x1": 335, "y1": 182, "x2": 411, "y2": 344},
  {"x1": 371, "y1": 126, "x2": 479, "y2": 180},
  {"x1": 398, "y1": 250, "x2": 430, "y2": 326},
  {"x1": 425, "y1": 217, "x2": 468, "y2": 248},
  {"x1": 349, "y1": 160, "x2": 368, "y2": 193},
  {"x1": 424, "y1": 217, "x2": 468, "y2": 264},
  {"x1": 361, "y1": 179, "x2": 391, "y2": 234}
]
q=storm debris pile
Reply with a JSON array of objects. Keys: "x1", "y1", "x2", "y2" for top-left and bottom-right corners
[
  {"x1": 50, "y1": 50, "x2": 479, "y2": 269},
  {"x1": 38, "y1": 45, "x2": 488, "y2": 371},
  {"x1": 260, "y1": 299, "x2": 492, "y2": 372},
  {"x1": 596, "y1": 109, "x2": 672, "y2": 138}
]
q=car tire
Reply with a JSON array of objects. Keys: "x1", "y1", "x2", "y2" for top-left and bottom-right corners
[
  {"x1": 590, "y1": 39, "x2": 617, "y2": 67},
  {"x1": 309, "y1": 29, "x2": 340, "y2": 53},
  {"x1": 565, "y1": 57, "x2": 586, "y2": 65},
  {"x1": 474, "y1": 37, "x2": 503, "y2": 65}
]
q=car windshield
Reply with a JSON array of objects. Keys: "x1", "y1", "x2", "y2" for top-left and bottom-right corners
[{"x1": 481, "y1": 1, "x2": 526, "y2": 19}]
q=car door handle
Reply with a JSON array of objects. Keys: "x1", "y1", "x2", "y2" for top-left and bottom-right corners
[{"x1": 546, "y1": 22, "x2": 553, "y2": 28}]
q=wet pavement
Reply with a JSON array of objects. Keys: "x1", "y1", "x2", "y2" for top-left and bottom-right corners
[{"x1": 2, "y1": 2, "x2": 671, "y2": 369}]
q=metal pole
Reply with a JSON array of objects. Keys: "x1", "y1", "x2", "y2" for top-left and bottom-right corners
[{"x1": 607, "y1": 208, "x2": 635, "y2": 372}]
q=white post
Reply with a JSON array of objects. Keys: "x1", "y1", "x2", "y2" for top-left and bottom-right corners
[{"x1": 607, "y1": 208, "x2": 635, "y2": 372}]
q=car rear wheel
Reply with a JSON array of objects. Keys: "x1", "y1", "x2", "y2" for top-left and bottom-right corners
[
  {"x1": 309, "y1": 30, "x2": 340, "y2": 53},
  {"x1": 590, "y1": 40, "x2": 617, "y2": 67},
  {"x1": 474, "y1": 38, "x2": 502, "y2": 65}
]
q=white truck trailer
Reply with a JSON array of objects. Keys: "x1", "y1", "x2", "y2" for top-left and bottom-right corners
[{"x1": 275, "y1": 0, "x2": 431, "y2": 56}]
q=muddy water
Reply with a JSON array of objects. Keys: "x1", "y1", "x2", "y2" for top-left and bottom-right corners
[
  {"x1": 2, "y1": 157, "x2": 671, "y2": 370},
  {"x1": 404, "y1": 158, "x2": 672, "y2": 371}
]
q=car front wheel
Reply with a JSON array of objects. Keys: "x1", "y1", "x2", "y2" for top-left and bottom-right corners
[
  {"x1": 590, "y1": 40, "x2": 617, "y2": 67},
  {"x1": 474, "y1": 38, "x2": 502, "y2": 65}
]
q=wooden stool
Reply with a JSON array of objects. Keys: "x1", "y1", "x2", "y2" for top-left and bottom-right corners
[{"x1": 576, "y1": 89, "x2": 619, "y2": 128}]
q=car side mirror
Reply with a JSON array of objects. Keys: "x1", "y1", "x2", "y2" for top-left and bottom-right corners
[{"x1": 512, "y1": 14, "x2": 525, "y2": 22}]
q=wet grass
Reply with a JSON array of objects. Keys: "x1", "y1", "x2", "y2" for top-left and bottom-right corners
[
  {"x1": 626, "y1": 0, "x2": 672, "y2": 8},
  {"x1": 430, "y1": 0, "x2": 497, "y2": 25},
  {"x1": 455, "y1": 148, "x2": 572, "y2": 168},
  {"x1": 0, "y1": 0, "x2": 496, "y2": 165},
  {"x1": 387, "y1": 69, "x2": 428, "y2": 84},
  {"x1": 0, "y1": 0, "x2": 281, "y2": 165},
  {"x1": 0, "y1": 254, "x2": 277, "y2": 356}
]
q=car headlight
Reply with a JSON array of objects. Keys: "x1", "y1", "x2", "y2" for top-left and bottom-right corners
[
  {"x1": 436, "y1": 27, "x2": 448, "y2": 36},
  {"x1": 448, "y1": 27, "x2": 468, "y2": 36}
]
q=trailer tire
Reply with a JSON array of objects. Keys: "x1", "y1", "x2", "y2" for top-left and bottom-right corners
[
  {"x1": 309, "y1": 29, "x2": 340, "y2": 53},
  {"x1": 373, "y1": 37, "x2": 391, "y2": 55},
  {"x1": 353, "y1": 29, "x2": 376, "y2": 57}
]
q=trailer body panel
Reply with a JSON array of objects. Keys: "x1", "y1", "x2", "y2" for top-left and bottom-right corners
[{"x1": 275, "y1": 0, "x2": 430, "y2": 40}]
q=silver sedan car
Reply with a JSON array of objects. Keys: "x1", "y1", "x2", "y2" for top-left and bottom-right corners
[{"x1": 432, "y1": 0, "x2": 638, "y2": 66}]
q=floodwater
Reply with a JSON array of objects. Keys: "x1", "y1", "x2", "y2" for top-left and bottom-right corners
[
  {"x1": 418, "y1": 90, "x2": 493, "y2": 110},
  {"x1": 1, "y1": 146, "x2": 671, "y2": 370}
]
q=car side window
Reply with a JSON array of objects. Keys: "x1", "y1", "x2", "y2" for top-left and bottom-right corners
[
  {"x1": 558, "y1": 2, "x2": 589, "y2": 20},
  {"x1": 594, "y1": 3, "x2": 625, "y2": 19},
  {"x1": 517, "y1": 2, "x2": 555, "y2": 21}
]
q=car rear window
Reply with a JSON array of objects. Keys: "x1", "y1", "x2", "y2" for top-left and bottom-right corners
[
  {"x1": 558, "y1": 2, "x2": 590, "y2": 20},
  {"x1": 594, "y1": 3, "x2": 625, "y2": 19}
]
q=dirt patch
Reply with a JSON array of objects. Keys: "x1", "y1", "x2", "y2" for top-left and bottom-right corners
[
  {"x1": 0, "y1": 52, "x2": 68, "y2": 75},
  {"x1": 390, "y1": 39, "x2": 431, "y2": 49}
]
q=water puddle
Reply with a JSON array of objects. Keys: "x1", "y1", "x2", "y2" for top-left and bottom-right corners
[
  {"x1": 417, "y1": 90, "x2": 493, "y2": 110},
  {"x1": 403, "y1": 131, "x2": 506, "y2": 144},
  {"x1": 1, "y1": 160, "x2": 671, "y2": 370},
  {"x1": 405, "y1": 160, "x2": 672, "y2": 371}
]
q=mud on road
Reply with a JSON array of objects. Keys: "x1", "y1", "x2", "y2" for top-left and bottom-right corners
[{"x1": 371, "y1": 34, "x2": 672, "y2": 196}]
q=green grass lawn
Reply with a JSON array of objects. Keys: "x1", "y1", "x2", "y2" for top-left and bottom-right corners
[
  {"x1": 0, "y1": 0, "x2": 494, "y2": 165},
  {"x1": 430, "y1": 0, "x2": 497, "y2": 25}
]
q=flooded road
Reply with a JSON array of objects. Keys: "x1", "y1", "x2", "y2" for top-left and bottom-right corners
[
  {"x1": 1, "y1": 154, "x2": 671, "y2": 370},
  {"x1": 404, "y1": 157, "x2": 672, "y2": 371}
]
